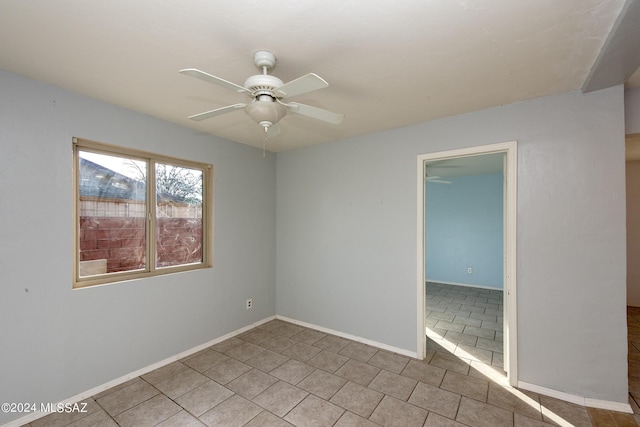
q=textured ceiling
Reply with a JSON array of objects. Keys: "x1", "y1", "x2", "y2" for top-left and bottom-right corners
[{"x1": 0, "y1": 0, "x2": 639, "y2": 152}]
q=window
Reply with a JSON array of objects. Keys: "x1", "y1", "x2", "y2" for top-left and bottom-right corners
[{"x1": 73, "y1": 138, "x2": 212, "y2": 288}]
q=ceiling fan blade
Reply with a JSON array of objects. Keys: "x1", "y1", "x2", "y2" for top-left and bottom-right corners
[
  {"x1": 428, "y1": 180, "x2": 452, "y2": 184},
  {"x1": 275, "y1": 73, "x2": 328, "y2": 98},
  {"x1": 287, "y1": 102, "x2": 344, "y2": 124},
  {"x1": 425, "y1": 176, "x2": 442, "y2": 180},
  {"x1": 180, "y1": 68, "x2": 250, "y2": 94},
  {"x1": 187, "y1": 103, "x2": 246, "y2": 121}
]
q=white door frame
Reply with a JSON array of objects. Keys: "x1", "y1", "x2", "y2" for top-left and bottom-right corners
[{"x1": 416, "y1": 141, "x2": 518, "y2": 386}]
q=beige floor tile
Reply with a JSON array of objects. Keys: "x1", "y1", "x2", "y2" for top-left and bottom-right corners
[
  {"x1": 330, "y1": 381, "x2": 384, "y2": 418},
  {"x1": 141, "y1": 361, "x2": 190, "y2": 386},
  {"x1": 453, "y1": 315, "x2": 483, "y2": 328},
  {"x1": 258, "y1": 319, "x2": 289, "y2": 332},
  {"x1": 476, "y1": 337, "x2": 504, "y2": 353},
  {"x1": 244, "y1": 410, "x2": 295, "y2": 427},
  {"x1": 245, "y1": 349, "x2": 289, "y2": 372},
  {"x1": 261, "y1": 335, "x2": 298, "y2": 353},
  {"x1": 281, "y1": 341, "x2": 323, "y2": 362},
  {"x1": 455, "y1": 396, "x2": 513, "y2": 427},
  {"x1": 539, "y1": 395, "x2": 592, "y2": 427},
  {"x1": 454, "y1": 343, "x2": 494, "y2": 364},
  {"x1": 307, "y1": 349, "x2": 349, "y2": 373},
  {"x1": 203, "y1": 358, "x2": 251, "y2": 385},
  {"x1": 252, "y1": 381, "x2": 308, "y2": 417},
  {"x1": 429, "y1": 351, "x2": 470, "y2": 375},
  {"x1": 428, "y1": 336, "x2": 458, "y2": 352},
  {"x1": 513, "y1": 413, "x2": 557, "y2": 426},
  {"x1": 174, "y1": 380, "x2": 234, "y2": 417},
  {"x1": 369, "y1": 370, "x2": 418, "y2": 401},
  {"x1": 284, "y1": 394, "x2": 345, "y2": 427},
  {"x1": 368, "y1": 351, "x2": 410, "y2": 374},
  {"x1": 226, "y1": 368, "x2": 279, "y2": 400},
  {"x1": 401, "y1": 359, "x2": 446, "y2": 387},
  {"x1": 199, "y1": 394, "x2": 263, "y2": 427},
  {"x1": 486, "y1": 383, "x2": 542, "y2": 420},
  {"x1": 313, "y1": 335, "x2": 351, "y2": 353},
  {"x1": 270, "y1": 323, "x2": 305, "y2": 338},
  {"x1": 435, "y1": 320, "x2": 466, "y2": 333},
  {"x1": 441, "y1": 370, "x2": 489, "y2": 402},
  {"x1": 470, "y1": 312, "x2": 499, "y2": 323},
  {"x1": 334, "y1": 411, "x2": 380, "y2": 426},
  {"x1": 211, "y1": 337, "x2": 244, "y2": 353},
  {"x1": 66, "y1": 409, "x2": 119, "y2": 427},
  {"x1": 369, "y1": 395, "x2": 428, "y2": 427},
  {"x1": 240, "y1": 328, "x2": 275, "y2": 345},
  {"x1": 224, "y1": 342, "x2": 265, "y2": 362},
  {"x1": 335, "y1": 359, "x2": 381, "y2": 386},
  {"x1": 338, "y1": 342, "x2": 378, "y2": 363},
  {"x1": 424, "y1": 412, "x2": 468, "y2": 426},
  {"x1": 297, "y1": 369, "x2": 348, "y2": 399},
  {"x1": 92, "y1": 378, "x2": 142, "y2": 400},
  {"x1": 113, "y1": 394, "x2": 181, "y2": 427},
  {"x1": 182, "y1": 349, "x2": 230, "y2": 373},
  {"x1": 444, "y1": 330, "x2": 479, "y2": 346},
  {"x1": 492, "y1": 351, "x2": 505, "y2": 368},
  {"x1": 96, "y1": 380, "x2": 159, "y2": 416},
  {"x1": 428, "y1": 311, "x2": 456, "y2": 323},
  {"x1": 408, "y1": 381, "x2": 461, "y2": 419},
  {"x1": 463, "y1": 325, "x2": 496, "y2": 340},
  {"x1": 154, "y1": 367, "x2": 209, "y2": 399},
  {"x1": 155, "y1": 410, "x2": 206, "y2": 426},
  {"x1": 291, "y1": 328, "x2": 327, "y2": 345},
  {"x1": 270, "y1": 359, "x2": 316, "y2": 384}
]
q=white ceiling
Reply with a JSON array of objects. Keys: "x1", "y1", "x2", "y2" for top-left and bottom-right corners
[{"x1": 1, "y1": 0, "x2": 639, "y2": 152}]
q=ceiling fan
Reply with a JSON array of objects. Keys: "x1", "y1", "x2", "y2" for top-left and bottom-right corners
[
  {"x1": 180, "y1": 50, "x2": 344, "y2": 137},
  {"x1": 425, "y1": 175, "x2": 452, "y2": 184}
]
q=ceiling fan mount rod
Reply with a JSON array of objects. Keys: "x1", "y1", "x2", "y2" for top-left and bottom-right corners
[{"x1": 253, "y1": 50, "x2": 276, "y2": 72}]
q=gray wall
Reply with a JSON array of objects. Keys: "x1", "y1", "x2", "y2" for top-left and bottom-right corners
[
  {"x1": 626, "y1": 86, "x2": 640, "y2": 134},
  {"x1": 0, "y1": 70, "x2": 276, "y2": 425},
  {"x1": 276, "y1": 86, "x2": 628, "y2": 403}
]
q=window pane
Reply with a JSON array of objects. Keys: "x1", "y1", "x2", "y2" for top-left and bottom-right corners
[
  {"x1": 78, "y1": 151, "x2": 147, "y2": 277},
  {"x1": 155, "y1": 163, "x2": 203, "y2": 268}
]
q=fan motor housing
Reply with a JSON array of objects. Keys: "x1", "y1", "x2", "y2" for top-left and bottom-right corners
[{"x1": 244, "y1": 75, "x2": 283, "y2": 97}]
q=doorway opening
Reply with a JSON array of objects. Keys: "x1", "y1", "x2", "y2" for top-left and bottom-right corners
[{"x1": 416, "y1": 141, "x2": 517, "y2": 386}]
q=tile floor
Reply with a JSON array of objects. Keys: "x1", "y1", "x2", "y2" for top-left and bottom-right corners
[{"x1": 20, "y1": 284, "x2": 638, "y2": 427}]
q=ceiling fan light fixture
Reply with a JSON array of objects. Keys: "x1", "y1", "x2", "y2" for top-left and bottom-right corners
[{"x1": 245, "y1": 95, "x2": 287, "y2": 127}]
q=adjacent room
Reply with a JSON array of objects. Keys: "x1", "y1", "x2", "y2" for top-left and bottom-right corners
[
  {"x1": 424, "y1": 153, "x2": 506, "y2": 372},
  {"x1": 1, "y1": 1, "x2": 640, "y2": 426}
]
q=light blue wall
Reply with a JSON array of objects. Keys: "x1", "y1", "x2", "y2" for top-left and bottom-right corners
[
  {"x1": 425, "y1": 173, "x2": 503, "y2": 289},
  {"x1": 0, "y1": 70, "x2": 276, "y2": 426},
  {"x1": 277, "y1": 86, "x2": 627, "y2": 404}
]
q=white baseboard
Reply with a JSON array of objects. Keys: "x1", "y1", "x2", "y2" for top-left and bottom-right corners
[
  {"x1": 3, "y1": 316, "x2": 276, "y2": 427},
  {"x1": 276, "y1": 315, "x2": 418, "y2": 359},
  {"x1": 518, "y1": 381, "x2": 633, "y2": 414},
  {"x1": 426, "y1": 280, "x2": 503, "y2": 291}
]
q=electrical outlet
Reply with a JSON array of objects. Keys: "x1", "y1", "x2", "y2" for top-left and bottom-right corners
[
  {"x1": 246, "y1": 299, "x2": 253, "y2": 309},
  {"x1": 467, "y1": 267, "x2": 473, "y2": 274}
]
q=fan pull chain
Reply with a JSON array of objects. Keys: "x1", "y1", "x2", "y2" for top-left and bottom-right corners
[{"x1": 263, "y1": 126, "x2": 268, "y2": 158}]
